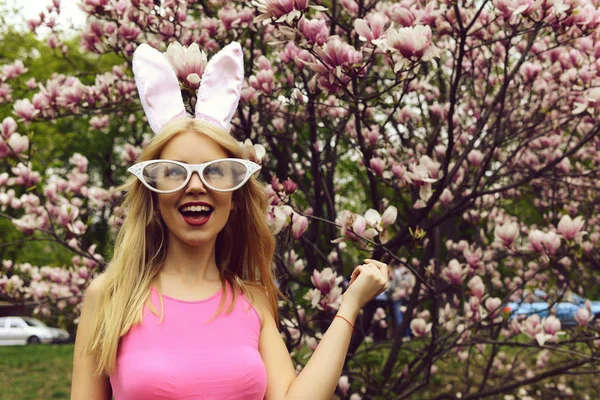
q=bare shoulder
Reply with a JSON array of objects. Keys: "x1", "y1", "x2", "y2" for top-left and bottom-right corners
[
  {"x1": 243, "y1": 283, "x2": 272, "y2": 328},
  {"x1": 77, "y1": 272, "x2": 109, "y2": 338},
  {"x1": 85, "y1": 273, "x2": 109, "y2": 299},
  {"x1": 71, "y1": 272, "x2": 112, "y2": 399}
]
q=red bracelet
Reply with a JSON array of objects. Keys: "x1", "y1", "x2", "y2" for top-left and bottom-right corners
[{"x1": 335, "y1": 315, "x2": 355, "y2": 332}]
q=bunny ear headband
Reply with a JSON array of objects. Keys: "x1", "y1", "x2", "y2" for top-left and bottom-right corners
[{"x1": 132, "y1": 42, "x2": 244, "y2": 133}]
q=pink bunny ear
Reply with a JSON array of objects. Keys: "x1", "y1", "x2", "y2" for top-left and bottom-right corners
[
  {"x1": 132, "y1": 44, "x2": 187, "y2": 134},
  {"x1": 195, "y1": 42, "x2": 244, "y2": 131}
]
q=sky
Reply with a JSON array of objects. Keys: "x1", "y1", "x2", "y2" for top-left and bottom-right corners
[{"x1": 8, "y1": 0, "x2": 88, "y2": 31}]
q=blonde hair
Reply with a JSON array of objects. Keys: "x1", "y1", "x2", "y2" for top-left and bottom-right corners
[{"x1": 87, "y1": 118, "x2": 279, "y2": 376}]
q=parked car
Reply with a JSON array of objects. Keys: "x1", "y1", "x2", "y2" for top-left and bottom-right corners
[
  {"x1": 504, "y1": 290, "x2": 600, "y2": 327},
  {"x1": 0, "y1": 316, "x2": 70, "y2": 345}
]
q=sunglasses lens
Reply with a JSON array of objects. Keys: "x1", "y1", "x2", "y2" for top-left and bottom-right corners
[
  {"x1": 202, "y1": 160, "x2": 248, "y2": 191},
  {"x1": 142, "y1": 161, "x2": 188, "y2": 192}
]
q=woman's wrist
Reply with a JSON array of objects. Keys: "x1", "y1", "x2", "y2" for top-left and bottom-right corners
[{"x1": 337, "y1": 299, "x2": 360, "y2": 322}]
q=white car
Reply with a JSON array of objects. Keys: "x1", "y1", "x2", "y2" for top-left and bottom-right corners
[{"x1": 0, "y1": 316, "x2": 70, "y2": 345}]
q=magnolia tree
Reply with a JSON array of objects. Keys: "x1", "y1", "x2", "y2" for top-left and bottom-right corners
[{"x1": 1, "y1": 0, "x2": 600, "y2": 398}]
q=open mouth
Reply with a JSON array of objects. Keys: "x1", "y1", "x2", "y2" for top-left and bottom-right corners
[{"x1": 178, "y1": 204, "x2": 214, "y2": 224}]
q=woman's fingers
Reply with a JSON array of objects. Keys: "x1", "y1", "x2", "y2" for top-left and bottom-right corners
[
  {"x1": 349, "y1": 261, "x2": 389, "y2": 288},
  {"x1": 364, "y1": 259, "x2": 389, "y2": 285},
  {"x1": 349, "y1": 264, "x2": 367, "y2": 285},
  {"x1": 364, "y1": 259, "x2": 386, "y2": 269},
  {"x1": 345, "y1": 260, "x2": 391, "y2": 310}
]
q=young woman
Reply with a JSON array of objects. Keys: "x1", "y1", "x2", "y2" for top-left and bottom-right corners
[{"x1": 71, "y1": 42, "x2": 389, "y2": 400}]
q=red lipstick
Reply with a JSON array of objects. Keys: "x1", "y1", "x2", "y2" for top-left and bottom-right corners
[{"x1": 178, "y1": 202, "x2": 214, "y2": 226}]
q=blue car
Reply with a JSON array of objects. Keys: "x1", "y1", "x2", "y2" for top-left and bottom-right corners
[{"x1": 504, "y1": 290, "x2": 600, "y2": 327}]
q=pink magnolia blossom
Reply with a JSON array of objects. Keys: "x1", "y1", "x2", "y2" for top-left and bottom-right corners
[
  {"x1": 364, "y1": 209, "x2": 382, "y2": 228},
  {"x1": 543, "y1": 315, "x2": 562, "y2": 336},
  {"x1": 542, "y1": 231, "x2": 561, "y2": 255},
  {"x1": 439, "y1": 188, "x2": 454, "y2": 206},
  {"x1": 253, "y1": 0, "x2": 315, "y2": 24},
  {"x1": 166, "y1": 42, "x2": 208, "y2": 90},
  {"x1": 238, "y1": 139, "x2": 266, "y2": 163},
  {"x1": 56, "y1": 79, "x2": 85, "y2": 110},
  {"x1": 268, "y1": 204, "x2": 293, "y2": 234},
  {"x1": 13, "y1": 99, "x2": 38, "y2": 121},
  {"x1": 350, "y1": 214, "x2": 378, "y2": 239},
  {"x1": 463, "y1": 247, "x2": 482, "y2": 267},
  {"x1": 90, "y1": 115, "x2": 110, "y2": 130},
  {"x1": 573, "y1": 87, "x2": 600, "y2": 114},
  {"x1": 494, "y1": 221, "x2": 519, "y2": 247},
  {"x1": 384, "y1": 25, "x2": 440, "y2": 62},
  {"x1": 410, "y1": 317, "x2": 432, "y2": 337},
  {"x1": 118, "y1": 24, "x2": 141, "y2": 41},
  {"x1": 468, "y1": 276, "x2": 485, "y2": 299},
  {"x1": 467, "y1": 149, "x2": 484, "y2": 166},
  {"x1": 293, "y1": 259, "x2": 305, "y2": 274},
  {"x1": 298, "y1": 18, "x2": 329, "y2": 46},
  {"x1": 304, "y1": 286, "x2": 343, "y2": 311},
  {"x1": 369, "y1": 158, "x2": 385, "y2": 176},
  {"x1": 413, "y1": 199, "x2": 427, "y2": 209},
  {"x1": 2, "y1": 60, "x2": 28, "y2": 79},
  {"x1": 311, "y1": 267, "x2": 343, "y2": 295},
  {"x1": 249, "y1": 68, "x2": 274, "y2": 95},
  {"x1": 485, "y1": 297, "x2": 502, "y2": 316},
  {"x1": 338, "y1": 376, "x2": 350, "y2": 395},
  {"x1": 291, "y1": 214, "x2": 308, "y2": 239},
  {"x1": 441, "y1": 259, "x2": 467, "y2": 286},
  {"x1": 575, "y1": 307, "x2": 593, "y2": 327},
  {"x1": 438, "y1": 303, "x2": 458, "y2": 333},
  {"x1": 7, "y1": 133, "x2": 28, "y2": 154},
  {"x1": 468, "y1": 296, "x2": 480, "y2": 315},
  {"x1": 57, "y1": 203, "x2": 80, "y2": 227},
  {"x1": 11, "y1": 162, "x2": 40, "y2": 186},
  {"x1": 494, "y1": 0, "x2": 534, "y2": 20},
  {"x1": 315, "y1": 38, "x2": 363, "y2": 69},
  {"x1": 381, "y1": 206, "x2": 398, "y2": 226},
  {"x1": 25, "y1": 78, "x2": 37, "y2": 89},
  {"x1": 388, "y1": 4, "x2": 416, "y2": 27},
  {"x1": 354, "y1": 14, "x2": 387, "y2": 42},
  {"x1": 528, "y1": 229, "x2": 545, "y2": 252},
  {"x1": 12, "y1": 214, "x2": 44, "y2": 235},
  {"x1": 536, "y1": 349, "x2": 551, "y2": 369},
  {"x1": 405, "y1": 157, "x2": 439, "y2": 201},
  {"x1": 1, "y1": 117, "x2": 18, "y2": 139},
  {"x1": 557, "y1": 215, "x2": 585, "y2": 240},
  {"x1": 69, "y1": 153, "x2": 89, "y2": 173},
  {"x1": 283, "y1": 178, "x2": 298, "y2": 194},
  {"x1": 521, "y1": 314, "x2": 543, "y2": 339}
]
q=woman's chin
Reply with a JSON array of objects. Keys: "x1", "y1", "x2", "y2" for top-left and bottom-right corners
[{"x1": 171, "y1": 232, "x2": 217, "y2": 248}]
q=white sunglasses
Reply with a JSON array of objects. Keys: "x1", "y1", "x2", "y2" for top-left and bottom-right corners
[{"x1": 127, "y1": 158, "x2": 261, "y2": 193}]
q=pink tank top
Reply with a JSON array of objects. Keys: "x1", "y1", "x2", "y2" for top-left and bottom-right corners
[{"x1": 109, "y1": 283, "x2": 267, "y2": 399}]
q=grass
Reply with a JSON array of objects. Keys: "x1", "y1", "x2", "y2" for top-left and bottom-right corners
[
  {"x1": 2, "y1": 338, "x2": 599, "y2": 399},
  {"x1": 0, "y1": 344, "x2": 73, "y2": 400}
]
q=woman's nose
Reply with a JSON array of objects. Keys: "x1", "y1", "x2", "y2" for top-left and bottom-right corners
[{"x1": 184, "y1": 172, "x2": 207, "y2": 194}]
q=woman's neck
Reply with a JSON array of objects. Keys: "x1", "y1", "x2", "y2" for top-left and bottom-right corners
[{"x1": 159, "y1": 235, "x2": 221, "y2": 283}]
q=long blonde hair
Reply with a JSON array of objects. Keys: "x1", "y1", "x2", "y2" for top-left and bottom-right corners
[{"x1": 87, "y1": 118, "x2": 279, "y2": 376}]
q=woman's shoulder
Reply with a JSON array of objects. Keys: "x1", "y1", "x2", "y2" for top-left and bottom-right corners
[
  {"x1": 241, "y1": 282, "x2": 272, "y2": 328},
  {"x1": 84, "y1": 273, "x2": 110, "y2": 301}
]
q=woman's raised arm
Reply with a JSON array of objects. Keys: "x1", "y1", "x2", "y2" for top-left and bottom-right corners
[{"x1": 254, "y1": 260, "x2": 389, "y2": 400}]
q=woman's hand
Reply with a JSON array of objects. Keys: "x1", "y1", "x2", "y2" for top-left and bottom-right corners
[{"x1": 342, "y1": 259, "x2": 389, "y2": 312}]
